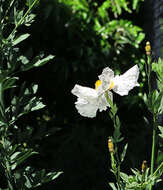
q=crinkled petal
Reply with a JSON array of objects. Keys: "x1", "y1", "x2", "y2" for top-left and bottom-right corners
[
  {"x1": 75, "y1": 98, "x2": 99, "y2": 118},
  {"x1": 71, "y1": 84, "x2": 98, "y2": 100},
  {"x1": 98, "y1": 91, "x2": 113, "y2": 112},
  {"x1": 72, "y1": 85, "x2": 99, "y2": 117},
  {"x1": 98, "y1": 67, "x2": 114, "y2": 94},
  {"x1": 112, "y1": 65, "x2": 139, "y2": 96}
]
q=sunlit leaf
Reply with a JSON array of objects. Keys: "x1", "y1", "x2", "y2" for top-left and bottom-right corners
[
  {"x1": 120, "y1": 143, "x2": 128, "y2": 163},
  {"x1": 12, "y1": 34, "x2": 30, "y2": 46}
]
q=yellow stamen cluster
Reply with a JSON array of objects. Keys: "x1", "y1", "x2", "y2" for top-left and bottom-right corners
[
  {"x1": 95, "y1": 80, "x2": 102, "y2": 90},
  {"x1": 145, "y1": 41, "x2": 151, "y2": 55},
  {"x1": 108, "y1": 137, "x2": 114, "y2": 154},
  {"x1": 108, "y1": 80, "x2": 115, "y2": 90},
  {"x1": 95, "y1": 79, "x2": 114, "y2": 91}
]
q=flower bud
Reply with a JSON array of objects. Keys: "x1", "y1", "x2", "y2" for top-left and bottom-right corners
[
  {"x1": 108, "y1": 137, "x2": 114, "y2": 154},
  {"x1": 141, "y1": 160, "x2": 147, "y2": 173},
  {"x1": 145, "y1": 41, "x2": 151, "y2": 55}
]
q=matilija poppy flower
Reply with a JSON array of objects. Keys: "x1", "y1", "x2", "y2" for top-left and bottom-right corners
[{"x1": 71, "y1": 65, "x2": 139, "y2": 118}]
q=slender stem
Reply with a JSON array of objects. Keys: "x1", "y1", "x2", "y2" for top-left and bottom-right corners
[
  {"x1": 147, "y1": 54, "x2": 157, "y2": 190},
  {"x1": 150, "y1": 114, "x2": 157, "y2": 179},
  {"x1": 149, "y1": 114, "x2": 157, "y2": 190},
  {"x1": 147, "y1": 56, "x2": 151, "y2": 95},
  {"x1": 112, "y1": 116, "x2": 121, "y2": 190}
]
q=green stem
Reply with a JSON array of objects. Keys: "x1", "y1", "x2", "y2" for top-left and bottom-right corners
[
  {"x1": 147, "y1": 56, "x2": 151, "y2": 95},
  {"x1": 150, "y1": 115, "x2": 157, "y2": 175},
  {"x1": 112, "y1": 117, "x2": 121, "y2": 190},
  {"x1": 111, "y1": 152, "x2": 120, "y2": 190},
  {"x1": 149, "y1": 114, "x2": 157, "y2": 190},
  {"x1": 147, "y1": 54, "x2": 157, "y2": 190},
  {"x1": 106, "y1": 94, "x2": 121, "y2": 189},
  {"x1": 7, "y1": 0, "x2": 39, "y2": 40}
]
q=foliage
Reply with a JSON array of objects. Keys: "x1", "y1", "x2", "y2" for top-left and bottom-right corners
[
  {"x1": 0, "y1": 0, "x2": 62, "y2": 189},
  {"x1": 55, "y1": 0, "x2": 145, "y2": 73}
]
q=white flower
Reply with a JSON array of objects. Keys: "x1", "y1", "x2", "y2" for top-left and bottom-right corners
[
  {"x1": 71, "y1": 85, "x2": 112, "y2": 118},
  {"x1": 71, "y1": 65, "x2": 139, "y2": 118},
  {"x1": 97, "y1": 65, "x2": 139, "y2": 96}
]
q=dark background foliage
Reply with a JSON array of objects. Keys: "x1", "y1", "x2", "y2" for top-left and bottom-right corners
[{"x1": 3, "y1": 0, "x2": 156, "y2": 189}]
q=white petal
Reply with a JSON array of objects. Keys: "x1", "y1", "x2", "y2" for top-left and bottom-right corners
[
  {"x1": 75, "y1": 98, "x2": 98, "y2": 118},
  {"x1": 71, "y1": 84, "x2": 98, "y2": 100},
  {"x1": 98, "y1": 91, "x2": 113, "y2": 112},
  {"x1": 112, "y1": 65, "x2": 139, "y2": 96},
  {"x1": 71, "y1": 85, "x2": 99, "y2": 117},
  {"x1": 97, "y1": 67, "x2": 114, "y2": 94}
]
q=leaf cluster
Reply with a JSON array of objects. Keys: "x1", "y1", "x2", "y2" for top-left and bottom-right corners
[{"x1": 0, "y1": 0, "x2": 61, "y2": 189}]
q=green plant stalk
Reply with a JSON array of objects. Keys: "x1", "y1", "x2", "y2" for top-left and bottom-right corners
[
  {"x1": 106, "y1": 93, "x2": 121, "y2": 189},
  {"x1": 113, "y1": 119, "x2": 121, "y2": 187},
  {"x1": 7, "y1": 0, "x2": 39, "y2": 40},
  {"x1": 147, "y1": 54, "x2": 157, "y2": 190},
  {"x1": 147, "y1": 56, "x2": 151, "y2": 95},
  {"x1": 110, "y1": 152, "x2": 120, "y2": 190},
  {"x1": 151, "y1": 115, "x2": 157, "y2": 174},
  {"x1": 150, "y1": 114, "x2": 157, "y2": 186},
  {"x1": 112, "y1": 114, "x2": 121, "y2": 190}
]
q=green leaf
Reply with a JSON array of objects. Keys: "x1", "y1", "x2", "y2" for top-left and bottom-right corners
[
  {"x1": 120, "y1": 143, "x2": 128, "y2": 163},
  {"x1": 33, "y1": 55, "x2": 55, "y2": 67},
  {"x1": 109, "y1": 182, "x2": 117, "y2": 190},
  {"x1": 120, "y1": 0, "x2": 131, "y2": 13},
  {"x1": 18, "y1": 55, "x2": 29, "y2": 64},
  {"x1": 120, "y1": 172, "x2": 129, "y2": 182},
  {"x1": 3, "y1": 77, "x2": 18, "y2": 91},
  {"x1": 98, "y1": 1, "x2": 110, "y2": 19},
  {"x1": 115, "y1": 116, "x2": 120, "y2": 127},
  {"x1": 158, "y1": 95, "x2": 163, "y2": 114},
  {"x1": 23, "y1": 168, "x2": 63, "y2": 188},
  {"x1": 10, "y1": 151, "x2": 22, "y2": 161},
  {"x1": 11, "y1": 149, "x2": 37, "y2": 170},
  {"x1": 22, "y1": 55, "x2": 55, "y2": 71},
  {"x1": 42, "y1": 171, "x2": 63, "y2": 184},
  {"x1": 12, "y1": 34, "x2": 30, "y2": 46},
  {"x1": 31, "y1": 101, "x2": 45, "y2": 111},
  {"x1": 8, "y1": 144, "x2": 18, "y2": 156},
  {"x1": 114, "y1": 0, "x2": 121, "y2": 15},
  {"x1": 158, "y1": 126, "x2": 163, "y2": 138},
  {"x1": 151, "y1": 90, "x2": 163, "y2": 114},
  {"x1": 113, "y1": 117, "x2": 122, "y2": 143},
  {"x1": 132, "y1": 0, "x2": 139, "y2": 10}
]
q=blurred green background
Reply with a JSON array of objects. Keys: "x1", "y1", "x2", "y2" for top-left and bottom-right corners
[{"x1": 6, "y1": 0, "x2": 155, "y2": 189}]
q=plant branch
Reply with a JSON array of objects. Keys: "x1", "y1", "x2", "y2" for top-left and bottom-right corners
[{"x1": 7, "y1": 0, "x2": 39, "y2": 40}]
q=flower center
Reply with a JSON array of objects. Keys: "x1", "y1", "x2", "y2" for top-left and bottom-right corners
[
  {"x1": 95, "y1": 80, "x2": 102, "y2": 90},
  {"x1": 108, "y1": 80, "x2": 114, "y2": 90}
]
